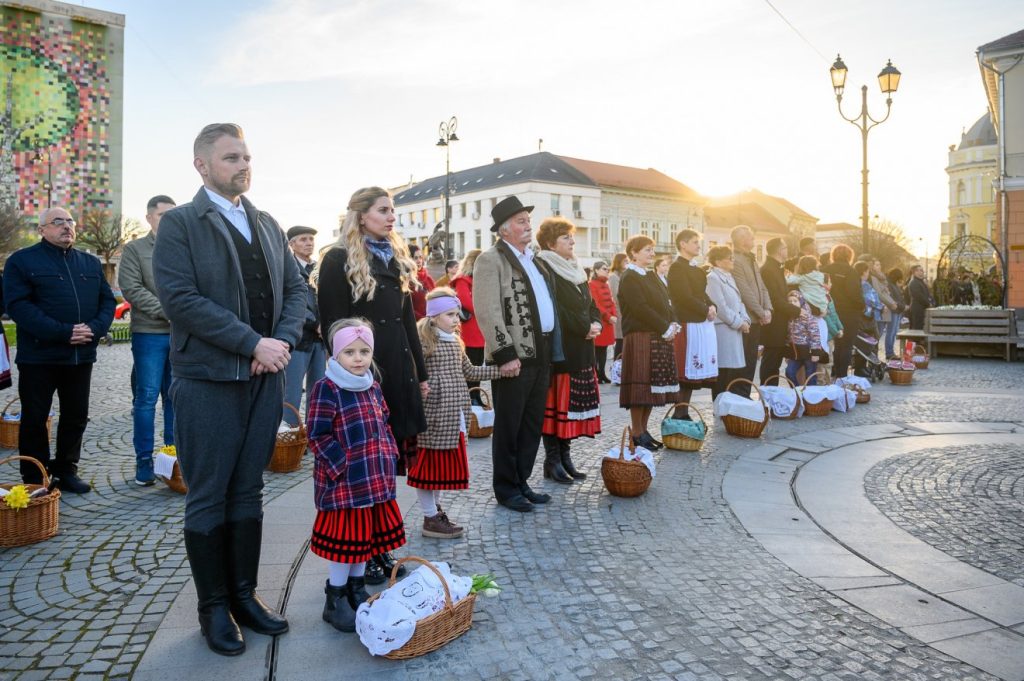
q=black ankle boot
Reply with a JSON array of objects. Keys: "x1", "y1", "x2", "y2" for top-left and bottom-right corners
[
  {"x1": 560, "y1": 440, "x2": 586, "y2": 480},
  {"x1": 542, "y1": 435, "x2": 573, "y2": 484},
  {"x1": 225, "y1": 518, "x2": 289, "y2": 636},
  {"x1": 322, "y1": 581, "x2": 356, "y2": 633},
  {"x1": 348, "y1": 575, "x2": 370, "y2": 608},
  {"x1": 184, "y1": 527, "x2": 245, "y2": 656}
]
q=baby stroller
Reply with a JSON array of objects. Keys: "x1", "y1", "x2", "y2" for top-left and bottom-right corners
[{"x1": 852, "y1": 330, "x2": 886, "y2": 382}]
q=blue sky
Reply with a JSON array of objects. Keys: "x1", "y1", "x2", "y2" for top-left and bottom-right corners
[{"x1": 90, "y1": 0, "x2": 1024, "y2": 254}]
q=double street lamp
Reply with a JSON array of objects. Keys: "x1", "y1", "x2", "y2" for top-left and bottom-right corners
[
  {"x1": 436, "y1": 116, "x2": 459, "y2": 259},
  {"x1": 830, "y1": 54, "x2": 902, "y2": 253}
]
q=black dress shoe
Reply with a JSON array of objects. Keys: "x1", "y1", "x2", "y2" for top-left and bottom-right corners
[
  {"x1": 498, "y1": 494, "x2": 534, "y2": 512},
  {"x1": 373, "y1": 552, "x2": 406, "y2": 581},
  {"x1": 633, "y1": 433, "x2": 663, "y2": 451},
  {"x1": 363, "y1": 559, "x2": 386, "y2": 585},
  {"x1": 521, "y1": 487, "x2": 551, "y2": 504},
  {"x1": 54, "y1": 473, "x2": 91, "y2": 494}
]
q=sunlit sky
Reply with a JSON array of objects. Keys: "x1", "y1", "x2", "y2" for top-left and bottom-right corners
[{"x1": 86, "y1": 0, "x2": 1024, "y2": 256}]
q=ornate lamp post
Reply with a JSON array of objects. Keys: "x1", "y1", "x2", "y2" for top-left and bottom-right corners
[
  {"x1": 830, "y1": 55, "x2": 902, "y2": 253},
  {"x1": 436, "y1": 116, "x2": 459, "y2": 258}
]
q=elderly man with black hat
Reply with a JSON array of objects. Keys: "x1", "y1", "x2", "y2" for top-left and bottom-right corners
[
  {"x1": 473, "y1": 196, "x2": 564, "y2": 512},
  {"x1": 282, "y1": 225, "x2": 325, "y2": 427}
]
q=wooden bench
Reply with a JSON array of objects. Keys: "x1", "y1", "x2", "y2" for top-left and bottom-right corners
[{"x1": 924, "y1": 308, "x2": 1018, "y2": 361}]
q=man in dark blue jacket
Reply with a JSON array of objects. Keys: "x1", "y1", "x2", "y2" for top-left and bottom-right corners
[{"x1": 3, "y1": 206, "x2": 115, "y2": 492}]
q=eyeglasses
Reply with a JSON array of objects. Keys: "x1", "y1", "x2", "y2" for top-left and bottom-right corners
[{"x1": 45, "y1": 218, "x2": 76, "y2": 227}]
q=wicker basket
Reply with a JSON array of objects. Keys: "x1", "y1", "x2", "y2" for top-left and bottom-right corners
[
  {"x1": 601, "y1": 426, "x2": 652, "y2": 497},
  {"x1": 267, "y1": 403, "x2": 306, "y2": 473},
  {"x1": 0, "y1": 397, "x2": 53, "y2": 450},
  {"x1": 720, "y1": 379, "x2": 770, "y2": 438},
  {"x1": 0, "y1": 455, "x2": 60, "y2": 547},
  {"x1": 888, "y1": 367, "x2": 914, "y2": 385},
  {"x1": 911, "y1": 343, "x2": 930, "y2": 370},
  {"x1": 660, "y1": 402, "x2": 706, "y2": 452},
  {"x1": 761, "y1": 375, "x2": 799, "y2": 420},
  {"x1": 852, "y1": 385, "x2": 871, "y2": 404},
  {"x1": 467, "y1": 388, "x2": 493, "y2": 438},
  {"x1": 800, "y1": 375, "x2": 833, "y2": 417},
  {"x1": 364, "y1": 556, "x2": 477, "y2": 659}
]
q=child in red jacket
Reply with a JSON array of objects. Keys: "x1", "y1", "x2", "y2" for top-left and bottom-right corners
[{"x1": 306, "y1": 318, "x2": 407, "y2": 634}]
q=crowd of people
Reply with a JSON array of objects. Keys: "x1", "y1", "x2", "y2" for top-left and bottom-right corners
[{"x1": 2, "y1": 121, "x2": 944, "y2": 656}]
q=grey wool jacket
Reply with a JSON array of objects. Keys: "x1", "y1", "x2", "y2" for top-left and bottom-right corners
[
  {"x1": 152, "y1": 187, "x2": 306, "y2": 382},
  {"x1": 118, "y1": 232, "x2": 170, "y2": 334}
]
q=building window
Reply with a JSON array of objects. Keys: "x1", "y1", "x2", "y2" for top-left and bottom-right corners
[
  {"x1": 669, "y1": 223, "x2": 678, "y2": 240},
  {"x1": 572, "y1": 195, "x2": 581, "y2": 217},
  {"x1": 433, "y1": 207, "x2": 441, "y2": 224},
  {"x1": 457, "y1": 232, "x2": 465, "y2": 256},
  {"x1": 474, "y1": 200, "x2": 482, "y2": 217},
  {"x1": 956, "y1": 223, "x2": 966, "y2": 238},
  {"x1": 460, "y1": 203, "x2": 467, "y2": 218},
  {"x1": 600, "y1": 216, "x2": 609, "y2": 244},
  {"x1": 619, "y1": 219, "x2": 630, "y2": 244},
  {"x1": 640, "y1": 221, "x2": 649, "y2": 237},
  {"x1": 421, "y1": 209, "x2": 427, "y2": 226},
  {"x1": 956, "y1": 181, "x2": 966, "y2": 206},
  {"x1": 490, "y1": 197, "x2": 497, "y2": 210},
  {"x1": 550, "y1": 194, "x2": 561, "y2": 215},
  {"x1": 652, "y1": 222, "x2": 661, "y2": 244}
]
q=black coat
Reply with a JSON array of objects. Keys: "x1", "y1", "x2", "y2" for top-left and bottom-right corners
[
  {"x1": 760, "y1": 257, "x2": 801, "y2": 347},
  {"x1": 822, "y1": 262, "x2": 864, "y2": 316},
  {"x1": 549, "y1": 272, "x2": 602, "y2": 374},
  {"x1": 619, "y1": 268, "x2": 676, "y2": 336},
  {"x1": 317, "y1": 247, "x2": 428, "y2": 441},
  {"x1": 666, "y1": 257, "x2": 713, "y2": 324},
  {"x1": 294, "y1": 256, "x2": 322, "y2": 352},
  {"x1": 908, "y1": 277, "x2": 933, "y2": 330}
]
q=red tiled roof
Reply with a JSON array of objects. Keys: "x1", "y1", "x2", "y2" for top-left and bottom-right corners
[
  {"x1": 709, "y1": 189, "x2": 817, "y2": 221},
  {"x1": 703, "y1": 204, "x2": 789, "y2": 235},
  {"x1": 556, "y1": 155, "x2": 703, "y2": 200}
]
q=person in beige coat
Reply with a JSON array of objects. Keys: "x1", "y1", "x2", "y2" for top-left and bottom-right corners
[
  {"x1": 730, "y1": 225, "x2": 771, "y2": 396},
  {"x1": 705, "y1": 245, "x2": 751, "y2": 398}
]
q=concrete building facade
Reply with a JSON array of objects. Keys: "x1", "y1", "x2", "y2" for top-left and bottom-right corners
[{"x1": 943, "y1": 114, "x2": 998, "y2": 249}]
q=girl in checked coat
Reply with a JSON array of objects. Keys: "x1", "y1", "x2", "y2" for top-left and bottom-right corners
[{"x1": 411, "y1": 288, "x2": 502, "y2": 539}]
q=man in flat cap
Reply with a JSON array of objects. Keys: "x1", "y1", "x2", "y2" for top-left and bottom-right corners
[
  {"x1": 283, "y1": 225, "x2": 325, "y2": 426},
  {"x1": 473, "y1": 196, "x2": 563, "y2": 512}
]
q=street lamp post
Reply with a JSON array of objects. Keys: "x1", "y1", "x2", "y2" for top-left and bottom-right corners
[
  {"x1": 436, "y1": 116, "x2": 459, "y2": 259},
  {"x1": 830, "y1": 55, "x2": 902, "y2": 254}
]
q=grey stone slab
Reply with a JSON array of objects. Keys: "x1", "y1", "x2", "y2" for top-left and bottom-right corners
[
  {"x1": 810, "y1": 576, "x2": 902, "y2": 591},
  {"x1": 770, "y1": 551, "x2": 887, "y2": 580},
  {"x1": 904, "y1": 421, "x2": 1016, "y2": 434},
  {"x1": 882, "y1": 556, "x2": 1006, "y2": 594},
  {"x1": 930, "y1": 628, "x2": 1024, "y2": 681},
  {"x1": 834, "y1": 584, "x2": 975, "y2": 628},
  {"x1": 899, "y1": 617, "x2": 999, "y2": 644},
  {"x1": 941, "y1": 582, "x2": 1024, "y2": 627}
]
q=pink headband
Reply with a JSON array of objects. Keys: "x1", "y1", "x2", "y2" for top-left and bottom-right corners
[
  {"x1": 333, "y1": 326, "x2": 374, "y2": 354},
  {"x1": 425, "y1": 295, "x2": 460, "y2": 318}
]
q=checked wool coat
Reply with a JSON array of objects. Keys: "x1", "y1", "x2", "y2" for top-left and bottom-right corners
[
  {"x1": 418, "y1": 337, "x2": 502, "y2": 449},
  {"x1": 306, "y1": 377, "x2": 399, "y2": 511}
]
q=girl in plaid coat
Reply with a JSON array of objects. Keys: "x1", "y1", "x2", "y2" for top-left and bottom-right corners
[
  {"x1": 411, "y1": 288, "x2": 502, "y2": 539},
  {"x1": 306, "y1": 319, "x2": 407, "y2": 633}
]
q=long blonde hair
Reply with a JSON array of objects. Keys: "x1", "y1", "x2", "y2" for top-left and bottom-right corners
[
  {"x1": 416, "y1": 287, "x2": 464, "y2": 359},
  {"x1": 457, "y1": 248, "x2": 482, "y2": 278},
  {"x1": 325, "y1": 186, "x2": 419, "y2": 301}
]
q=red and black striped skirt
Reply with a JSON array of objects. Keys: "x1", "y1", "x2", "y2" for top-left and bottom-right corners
[
  {"x1": 407, "y1": 433, "x2": 470, "y2": 490},
  {"x1": 310, "y1": 499, "x2": 406, "y2": 564},
  {"x1": 542, "y1": 368, "x2": 601, "y2": 440}
]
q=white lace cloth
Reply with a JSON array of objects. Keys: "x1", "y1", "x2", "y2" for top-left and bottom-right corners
[
  {"x1": 713, "y1": 392, "x2": 768, "y2": 423},
  {"x1": 470, "y1": 405, "x2": 494, "y2": 429},
  {"x1": 758, "y1": 385, "x2": 802, "y2": 418},
  {"x1": 609, "y1": 358, "x2": 622, "y2": 385},
  {"x1": 684, "y1": 321, "x2": 718, "y2": 380},
  {"x1": 830, "y1": 388, "x2": 858, "y2": 413},
  {"x1": 834, "y1": 376, "x2": 871, "y2": 391},
  {"x1": 800, "y1": 384, "x2": 846, "y2": 405},
  {"x1": 154, "y1": 452, "x2": 177, "y2": 479},
  {"x1": 604, "y1": 444, "x2": 656, "y2": 477},
  {"x1": 355, "y1": 562, "x2": 472, "y2": 656}
]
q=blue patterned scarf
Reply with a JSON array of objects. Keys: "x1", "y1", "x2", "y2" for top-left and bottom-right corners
[{"x1": 364, "y1": 237, "x2": 393, "y2": 264}]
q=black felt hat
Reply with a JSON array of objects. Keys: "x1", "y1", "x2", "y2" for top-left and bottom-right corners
[
  {"x1": 489, "y1": 196, "x2": 534, "y2": 233},
  {"x1": 286, "y1": 225, "x2": 317, "y2": 240}
]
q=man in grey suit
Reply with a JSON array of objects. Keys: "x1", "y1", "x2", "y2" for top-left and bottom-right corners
[
  {"x1": 730, "y1": 225, "x2": 772, "y2": 397},
  {"x1": 153, "y1": 123, "x2": 306, "y2": 656}
]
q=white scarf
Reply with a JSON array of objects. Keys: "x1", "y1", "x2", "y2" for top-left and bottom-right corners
[
  {"x1": 325, "y1": 358, "x2": 373, "y2": 392},
  {"x1": 436, "y1": 329, "x2": 457, "y2": 342},
  {"x1": 535, "y1": 249, "x2": 587, "y2": 285},
  {"x1": 625, "y1": 263, "x2": 647, "y2": 275}
]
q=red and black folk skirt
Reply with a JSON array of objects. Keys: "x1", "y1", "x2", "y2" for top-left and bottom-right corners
[
  {"x1": 542, "y1": 367, "x2": 602, "y2": 441},
  {"x1": 310, "y1": 499, "x2": 406, "y2": 564},
  {"x1": 619, "y1": 332, "x2": 681, "y2": 408},
  {"x1": 407, "y1": 433, "x2": 470, "y2": 490}
]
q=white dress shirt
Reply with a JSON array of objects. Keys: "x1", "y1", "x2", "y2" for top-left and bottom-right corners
[
  {"x1": 505, "y1": 241, "x2": 555, "y2": 333},
  {"x1": 204, "y1": 187, "x2": 251, "y2": 243}
]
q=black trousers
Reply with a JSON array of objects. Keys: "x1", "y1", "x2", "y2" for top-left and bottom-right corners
[
  {"x1": 490, "y1": 339, "x2": 550, "y2": 503},
  {"x1": 465, "y1": 346, "x2": 485, "y2": 402},
  {"x1": 832, "y1": 310, "x2": 861, "y2": 379},
  {"x1": 712, "y1": 367, "x2": 746, "y2": 399},
  {"x1": 594, "y1": 345, "x2": 609, "y2": 380},
  {"x1": 735, "y1": 323, "x2": 761, "y2": 397},
  {"x1": 17, "y1": 362, "x2": 93, "y2": 483},
  {"x1": 759, "y1": 346, "x2": 786, "y2": 386}
]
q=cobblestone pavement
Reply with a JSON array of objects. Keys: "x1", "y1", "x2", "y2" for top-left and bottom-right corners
[
  {"x1": 2, "y1": 346, "x2": 1023, "y2": 680},
  {"x1": 864, "y1": 444, "x2": 1024, "y2": 589}
]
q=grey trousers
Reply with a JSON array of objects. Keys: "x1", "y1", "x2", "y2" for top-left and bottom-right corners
[{"x1": 171, "y1": 373, "x2": 283, "y2": 532}]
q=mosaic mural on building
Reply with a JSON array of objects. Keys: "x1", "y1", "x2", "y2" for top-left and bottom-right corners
[{"x1": 0, "y1": 1, "x2": 124, "y2": 216}]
